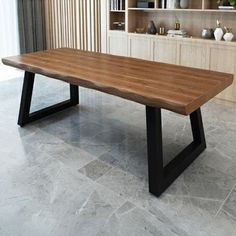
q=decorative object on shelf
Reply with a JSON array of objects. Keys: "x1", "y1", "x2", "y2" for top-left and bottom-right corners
[
  {"x1": 214, "y1": 20, "x2": 224, "y2": 41},
  {"x1": 217, "y1": 0, "x2": 236, "y2": 9},
  {"x1": 147, "y1": 21, "x2": 157, "y2": 34},
  {"x1": 136, "y1": 27, "x2": 146, "y2": 33},
  {"x1": 175, "y1": 0, "x2": 180, "y2": 8},
  {"x1": 164, "y1": 0, "x2": 181, "y2": 9},
  {"x1": 229, "y1": 0, "x2": 236, "y2": 6},
  {"x1": 180, "y1": 0, "x2": 189, "y2": 8},
  {"x1": 167, "y1": 29, "x2": 188, "y2": 38},
  {"x1": 166, "y1": 0, "x2": 176, "y2": 9},
  {"x1": 161, "y1": 0, "x2": 167, "y2": 9},
  {"x1": 159, "y1": 26, "x2": 165, "y2": 35},
  {"x1": 113, "y1": 22, "x2": 125, "y2": 30},
  {"x1": 201, "y1": 28, "x2": 214, "y2": 39},
  {"x1": 175, "y1": 17, "x2": 180, "y2": 30},
  {"x1": 223, "y1": 27, "x2": 234, "y2": 41},
  {"x1": 217, "y1": 0, "x2": 230, "y2": 6},
  {"x1": 110, "y1": 0, "x2": 125, "y2": 10},
  {"x1": 137, "y1": 1, "x2": 154, "y2": 8}
]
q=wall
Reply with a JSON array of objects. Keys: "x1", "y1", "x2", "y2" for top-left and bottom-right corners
[
  {"x1": 45, "y1": 0, "x2": 102, "y2": 52},
  {"x1": 0, "y1": 0, "x2": 19, "y2": 64}
]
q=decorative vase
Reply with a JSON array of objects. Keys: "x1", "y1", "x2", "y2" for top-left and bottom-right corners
[
  {"x1": 224, "y1": 32, "x2": 234, "y2": 41},
  {"x1": 214, "y1": 28, "x2": 224, "y2": 41},
  {"x1": 201, "y1": 28, "x2": 214, "y2": 39},
  {"x1": 214, "y1": 20, "x2": 224, "y2": 41},
  {"x1": 147, "y1": 21, "x2": 157, "y2": 35},
  {"x1": 180, "y1": 0, "x2": 189, "y2": 8}
]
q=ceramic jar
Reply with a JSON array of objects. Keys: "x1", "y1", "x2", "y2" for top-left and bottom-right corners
[
  {"x1": 180, "y1": 0, "x2": 189, "y2": 8},
  {"x1": 224, "y1": 32, "x2": 234, "y2": 41},
  {"x1": 202, "y1": 28, "x2": 214, "y2": 39}
]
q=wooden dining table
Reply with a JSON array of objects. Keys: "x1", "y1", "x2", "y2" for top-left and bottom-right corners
[{"x1": 2, "y1": 48, "x2": 233, "y2": 197}]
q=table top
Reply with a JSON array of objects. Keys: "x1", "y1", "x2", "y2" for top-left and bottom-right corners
[{"x1": 2, "y1": 48, "x2": 233, "y2": 115}]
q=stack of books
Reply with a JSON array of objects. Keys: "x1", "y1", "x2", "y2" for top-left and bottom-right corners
[
  {"x1": 110, "y1": 0, "x2": 125, "y2": 10},
  {"x1": 167, "y1": 29, "x2": 188, "y2": 38},
  {"x1": 218, "y1": 6, "x2": 235, "y2": 10}
]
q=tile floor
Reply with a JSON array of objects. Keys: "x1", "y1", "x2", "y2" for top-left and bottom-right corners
[{"x1": 0, "y1": 75, "x2": 236, "y2": 236}]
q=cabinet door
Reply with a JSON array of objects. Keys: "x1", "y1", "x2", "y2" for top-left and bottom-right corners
[
  {"x1": 153, "y1": 38, "x2": 177, "y2": 64},
  {"x1": 107, "y1": 32, "x2": 128, "y2": 56},
  {"x1": 128, "y1": 35, "x2": 151, "y2": 60},
  {"x1": 178, "y1": 42, "x2": 208, "y2": 69},
  {"x1": 209, "y1": 45, "x2": 236, "y2": 102}
]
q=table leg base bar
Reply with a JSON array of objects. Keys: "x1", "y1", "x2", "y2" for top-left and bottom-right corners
[
  {"x1": 18, "y1": 72, "x2": 79, "y2": 127},
  {"x1": 146, "y1": 106, "x2": 206, "y2": 197}
]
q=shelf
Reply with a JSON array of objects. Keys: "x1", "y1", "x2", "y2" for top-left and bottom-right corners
[
  {"x1": 110, "y1": 10, "x2": 126, "y2": 13},
  {"x1": 126, "y1": 32, "x2": 236, "y2": 45},
  {"x1": 128, "y1": 7, "x2": 236, "y2": 13}
]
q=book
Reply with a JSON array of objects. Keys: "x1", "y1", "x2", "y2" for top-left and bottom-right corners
[
  {"x1": 111, "y1": 0, "x2": 113, "y2": 10},
  {"x1": 161, "y1": 0, "x2": 166, "y2": 9},
  {"x1": 218, "y1": 6, "x2": 235, "y2": 10}
]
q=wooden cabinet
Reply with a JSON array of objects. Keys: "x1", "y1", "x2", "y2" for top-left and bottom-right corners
[
  {"x1": 107, "y1": 31, "x2": 128, "y2": 56},
  {"x1": 107, "y1": 31, "x2": 236, "y2": 103},
  {"x1": 128, "y1": 34, "x2": 151, "y2": 60},
  {"x1": 178, "y1": 41, "x2": 209, "y2": 69},
  {"x1": 209, "y1": 45, "x2": 236, "y2": 101},
  {"x1": 153, "y1": 38, "x2": 177, "y2": 64}
]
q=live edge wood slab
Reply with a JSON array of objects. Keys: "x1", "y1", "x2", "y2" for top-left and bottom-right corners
[
  {"x1": 2, "y1": 48, "x2": 233, "y2": 115},
  {"x1": 2, "y1": 48, "x2": 233, "y2": 197}
]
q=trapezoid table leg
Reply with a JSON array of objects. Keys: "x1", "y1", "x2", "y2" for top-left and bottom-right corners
[
  {"x1": 18, "y1": 71, "x2": 79, "y2": 127},
  {"x1": 146, "y1": 106, "x2": 206, "y2": 197}
]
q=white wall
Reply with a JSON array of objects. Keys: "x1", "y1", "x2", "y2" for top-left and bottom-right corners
[{"x1": 0, "y1": 0, "x2": 19, "y2": 64}]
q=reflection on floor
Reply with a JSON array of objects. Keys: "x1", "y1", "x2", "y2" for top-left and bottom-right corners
[{"x1": 0, "y1": 75, "x2": 236, "y2": 236}]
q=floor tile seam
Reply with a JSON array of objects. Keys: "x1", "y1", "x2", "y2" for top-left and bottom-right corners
[
  {"x1": 94, "y1": 164, "x2": 117, "y2": 183},
  {"x1": 94, "y1": 166, "x2": 155, "y2": 214},
  {"x1": 220, "y1": 209, "x2": 236, "y2": 221},
  {"x1": 215, "y1": 183, "x2": 236, "y2": 217},
  {"x1": 28, "y1": 128, "x2": 66, "y2": 145},
  {"x1": 77, "y1": 158, "x2": 115, "y2": 182},
  {"x1": 164, "y1": 193, "x2": 223, "y2": 203}
]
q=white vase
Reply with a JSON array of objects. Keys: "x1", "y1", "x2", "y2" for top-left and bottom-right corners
[
  {"x1": 214, "y1": 27, "x2": 224, "y2": 41},
  {"x1": 223, "y1": 32, "x2": 234, "y2": 42},
  {"x1": 180, "y1": 0, "x2": 189, "y2": 8}
]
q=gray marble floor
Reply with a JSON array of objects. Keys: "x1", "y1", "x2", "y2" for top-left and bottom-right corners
[{"x1": 0, "y1": 75, "x2": 236, "y2": 236}]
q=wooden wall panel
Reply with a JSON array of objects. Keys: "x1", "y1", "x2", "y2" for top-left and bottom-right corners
[{"x1": 45, "y1": 0, "x2": 101, "y2": 52}]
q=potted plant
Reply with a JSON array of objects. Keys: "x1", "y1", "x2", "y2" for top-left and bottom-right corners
[
  {"x1": 229, "y1": 0, "x2": 236, "y2": 6},
  {"x1": 217, "y1": 0, "x2": 236, "y2": 6}
]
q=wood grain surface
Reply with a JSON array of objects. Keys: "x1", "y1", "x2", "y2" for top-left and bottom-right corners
[{"x1": 2, "y1": 48, "x2": 233, "y2": 115}]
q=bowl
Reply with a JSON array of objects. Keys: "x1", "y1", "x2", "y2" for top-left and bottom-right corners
[{"x1": 136, "y1": 28, "x2": 145, "y2": 34}]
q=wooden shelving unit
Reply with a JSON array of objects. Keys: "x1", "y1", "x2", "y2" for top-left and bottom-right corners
[
  {"x1": 109, "y1": 0, "x2": 126, "y2": 31},
  {"x1": 128, "y1": 7, "x2": 236, "y2": 13},
  {"x1": 109, "y1": 0, "x2": 236, "y2": 35},
  {"x1": 107, "y1": 0, "x2": 236, "y2": 103}
]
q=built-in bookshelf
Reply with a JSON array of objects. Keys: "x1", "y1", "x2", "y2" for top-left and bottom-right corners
[
  {"x1": 109, "y1": 0, "x2": 126, "y2": 30},
  {"x1": 128, "y1": 0, "x2": 235, "y2": 10},
  {"x1": 110, "y1": 0, "x2": 126, "y2": 10},
  {"x1": 108, "y1": 0, "x2": 236, "y2": 38},
  {"x1": 107, "y1": 0, "x2": 236, "y2": 103}
]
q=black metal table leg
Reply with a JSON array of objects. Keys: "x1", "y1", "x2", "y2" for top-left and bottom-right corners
[
  {"x1": 146, "y1": 106, "x2": 206, "y2": 197},
  {"x1": 18, "y1": 71, "x2": 79, "y2": 127}
]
